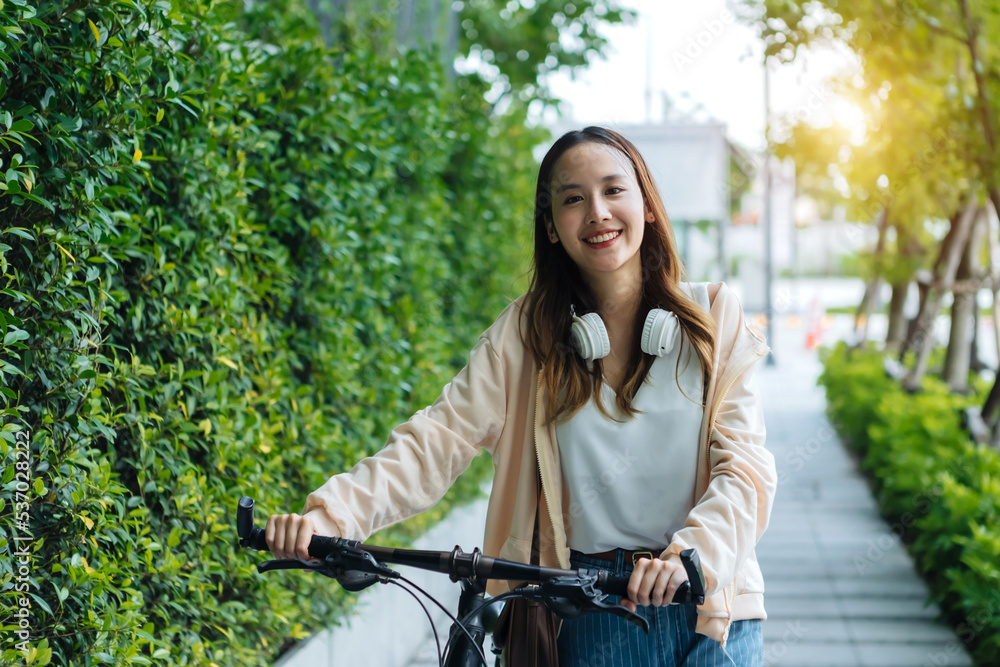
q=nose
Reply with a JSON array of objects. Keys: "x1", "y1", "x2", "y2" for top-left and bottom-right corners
[{"x1": 588, "y1": 196, "x2": 611, "y2": 224}]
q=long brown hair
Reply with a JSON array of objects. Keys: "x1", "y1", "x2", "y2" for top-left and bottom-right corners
[{"x1": 521, "y1": 126, "x2": 717, "y2": 423}]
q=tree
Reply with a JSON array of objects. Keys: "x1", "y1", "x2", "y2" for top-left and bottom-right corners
[
  {"x1": 747, "y1": 0, "x2": 989, "y2": 375},
  {"x1": 457, "y1": 0, "x2": 634, "y2": 106},
  {"x1": 302, "y1": 0, "x2": 635, "y2": 107}
]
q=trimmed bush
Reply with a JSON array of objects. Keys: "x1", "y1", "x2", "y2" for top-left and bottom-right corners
[
  {"x1": 819, "y1": 342, "x2": 1000, "y2": 664},
  {"x1": 0, "y1": 1, "x2": 544, "y2": 664}
]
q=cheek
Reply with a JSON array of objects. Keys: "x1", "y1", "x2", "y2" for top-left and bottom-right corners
[{"x1": 552, "y1": 213, "x2": 576, "y2": 237}]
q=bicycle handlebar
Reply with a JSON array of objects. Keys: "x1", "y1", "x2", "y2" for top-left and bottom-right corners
[{"x1": 237, "y1": 496, "x2": 706, "y2": 605}]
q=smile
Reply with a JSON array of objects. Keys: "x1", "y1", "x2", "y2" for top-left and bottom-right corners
[{"x1": 584, "y1": 230, "x2": 621, "y2": 245}]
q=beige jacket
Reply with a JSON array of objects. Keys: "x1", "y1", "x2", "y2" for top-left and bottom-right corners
[{"x1": 304, "y1": 281, "x2": 775, "y2": 646}]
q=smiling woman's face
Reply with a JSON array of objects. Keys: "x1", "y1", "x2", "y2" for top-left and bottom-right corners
[{"x1": 546, "y1": 142, "x2": 653, "y2": 286}]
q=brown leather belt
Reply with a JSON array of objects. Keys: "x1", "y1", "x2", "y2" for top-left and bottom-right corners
[{"x1": 580, "y1": 548, "x2": 662, "y2": 566}]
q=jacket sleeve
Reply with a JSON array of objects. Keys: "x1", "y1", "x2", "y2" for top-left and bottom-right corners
[
  {"x1": 663, "y1": 327, "x2": 776, "y2": 597},
  {"x1": 302, "y1": 333, "x2": 508, "y2": 540}
]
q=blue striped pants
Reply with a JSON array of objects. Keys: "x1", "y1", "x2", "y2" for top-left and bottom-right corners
[{"x1": 557, "y1": 551, "x2": 763, "y2": 667}]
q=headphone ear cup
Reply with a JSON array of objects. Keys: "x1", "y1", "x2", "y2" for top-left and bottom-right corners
[
  {"x1": 570, "y1": 312, "x2": 611, "y2": 360},
  {"x1": 641, "y1": 309, "x2": 680, "y2": 357}
]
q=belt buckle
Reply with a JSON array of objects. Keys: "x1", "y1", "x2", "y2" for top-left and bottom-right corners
[{"x1": 631, "y1": 550, "x2": 654, "y2": 566}]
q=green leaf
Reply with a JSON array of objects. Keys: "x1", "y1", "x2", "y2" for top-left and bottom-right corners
[
  {"x1": 10, "y1": 119, "x2": 33, "y2": 133},
  {"x1": 28, "y1": 593, "x2": 53, "y2": 615},
  {"x1": 3, "y1": 329, "x2": 28, "y2": 345},
  {"x1": 4, "y1": 227, "x2": 34, "y2": 241}
]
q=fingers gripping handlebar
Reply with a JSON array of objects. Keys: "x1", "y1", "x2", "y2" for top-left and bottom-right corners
[{"x1": 597, "y1": 549, "x2": 706, "y2": 603}]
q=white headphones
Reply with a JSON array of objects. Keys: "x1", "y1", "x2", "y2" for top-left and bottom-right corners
[{"x1": 570, "y1": 306, "x2": 681, "y2": 361}]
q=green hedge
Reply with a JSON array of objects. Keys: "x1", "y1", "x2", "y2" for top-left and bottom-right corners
[
  {"x1": 0, "y1": 1, "x2": 543, "y2": 664},
  {"x1": 819, "y1": 342, "x2": 1000, "y2": 664}
]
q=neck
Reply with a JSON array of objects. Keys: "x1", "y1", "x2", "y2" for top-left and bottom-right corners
[{"x1": 584, "y1": 265, "x2": 642, "y2": 329}]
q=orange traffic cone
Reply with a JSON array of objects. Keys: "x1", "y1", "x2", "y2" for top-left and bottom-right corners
[{"x1": 805, "y1": 296, "x2": 822, "y2": 349}]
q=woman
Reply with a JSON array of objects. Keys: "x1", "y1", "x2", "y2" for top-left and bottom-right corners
[{"x1": 267, "y1": 126, "x2": 775, "y2": 666}]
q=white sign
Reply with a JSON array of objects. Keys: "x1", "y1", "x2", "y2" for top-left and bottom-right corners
[
  {"x1": 544, "y1": 121, "x2": 730, "y2": 222},
  {"x1": 615, "y1": 122, "x2": 729, "y2": 222}
]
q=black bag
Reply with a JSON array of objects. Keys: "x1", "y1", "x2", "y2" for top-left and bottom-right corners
[{"x1": 492, "y1": 467, "x2": 560, "y2": 666}]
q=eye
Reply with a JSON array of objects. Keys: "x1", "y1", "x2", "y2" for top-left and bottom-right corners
[
  {"x1": 563, "y1": 195, "x2": 582, "y2": 204},
  {"x1": 607, "y1": 187, "x2": 624, "y2": 195}
]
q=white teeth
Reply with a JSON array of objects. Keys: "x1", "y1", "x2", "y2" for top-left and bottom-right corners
[{"x1": 585, "y1": 231, "x2": 620, "y2": 244}]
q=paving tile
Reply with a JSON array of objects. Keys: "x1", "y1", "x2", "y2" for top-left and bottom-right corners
[
  {"x1": 762, "y1": 641, "x2": 860, "y2": 666},
  {"x1": 835, "y1": 596, "x2": 941, "y2": 621},
  {"x1": 764, "y1": 598, "x2": 852, "y2": 623},
  {"x1": 830, "y1": 577, "x2": 928, "y2": 598},
  {"x1": 855, "y1": 641, "x2": 973, "y2": 667},
  {"x1": 762, "y1": 578, "x2": 836, "y2": 599},
  {"x1": 763, "y1": 618, "x2": 851, "y2": 643},
  {"x1": 845, "y1": 618, "x2": 959, "y2": 644}
]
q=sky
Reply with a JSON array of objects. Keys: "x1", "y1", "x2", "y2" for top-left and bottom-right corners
[{"x1": 541, "y1": 0, "x2": 862, "y2": 151}]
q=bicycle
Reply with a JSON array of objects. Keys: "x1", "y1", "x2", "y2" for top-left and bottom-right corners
[{"x1": 236, "y1": 496, "x2": 707, "y2": 667}]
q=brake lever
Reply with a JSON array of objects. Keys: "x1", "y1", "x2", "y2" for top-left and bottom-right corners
[
  {"x1": 543, "y1": 592, "x2": 650, "y2": 633},
  {"x1": 517, "y1": 576, "x2": 650, "y2": 634},
  {"x1": 258, "y1": 558, "x2": 322, "y2": 573},
  {"x1": 258, "y1": 547, "x2": 399, "y2": 592}
]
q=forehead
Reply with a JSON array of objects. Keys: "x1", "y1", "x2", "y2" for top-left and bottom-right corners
[{"x1": 550, "y1": 142, "x2": 636, "y2": 187}]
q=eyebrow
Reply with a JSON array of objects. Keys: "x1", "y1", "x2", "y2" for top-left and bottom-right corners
[{"x1": 555, "y1": 174, "x2": 628, "y2": 195}]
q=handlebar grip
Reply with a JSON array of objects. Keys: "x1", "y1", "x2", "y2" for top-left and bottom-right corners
[
  {"x1": 244, "y1": 529, "x2": 353, "y2": 558},
  {"x1": 236, "y1": 498, "x2": 356, "y2": 556},
  {"x1": 245, "y1": 526, "x2": 270, "y2": 551},
  {"x1": 599, "y1": 571, "x2": 632, "y2": 597},
  {"x1": 308, "y1": 535, "x2": 348, "y2": 558},
  {"x1": 598, "y1": 571, "x2": 695, "y2": 603}
]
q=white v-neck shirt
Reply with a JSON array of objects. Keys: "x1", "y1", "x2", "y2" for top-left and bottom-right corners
[{"x1": 556, "y1": 327, "x2": 705, "y2": 554}]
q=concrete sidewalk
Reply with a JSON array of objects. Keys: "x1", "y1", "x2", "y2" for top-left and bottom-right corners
[{"x1": 753, "y1": 318, "x2": 972, "y2": 666}]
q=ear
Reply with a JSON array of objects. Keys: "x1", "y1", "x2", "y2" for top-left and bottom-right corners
[
  {"x1": 644, "y1": 206, "x2": 656, "y2": 223},
  {"x1": 544, "y1": 217, "x2": 560, "y2": 244}
]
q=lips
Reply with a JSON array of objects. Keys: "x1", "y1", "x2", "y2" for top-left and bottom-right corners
[{"x1": 584, "y1": 230, "x2": 621, "y2": 245}]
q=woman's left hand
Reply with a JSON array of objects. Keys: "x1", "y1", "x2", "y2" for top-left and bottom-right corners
[{"x1": 620, "y1": 553, "x2": 689, "y2": 612}]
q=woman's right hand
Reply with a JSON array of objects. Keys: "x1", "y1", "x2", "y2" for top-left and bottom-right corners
[{"x1": 265, "y1": 512, "x2": 320, "y2": 562}]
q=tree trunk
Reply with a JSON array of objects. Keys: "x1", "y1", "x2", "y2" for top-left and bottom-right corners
[
  {"x1": 983, "y1": 374, "x2": 1000, "y2": 448},
  {"x1": 986, "y1": 192, "x2": 1000, "y2": 373},
  {"x1": 886, "y1": 280, "x2": 910, "y2": 351},
  {"x1": 903, "y1": 194, "x2": 979, "y2": 391},
  {"x1": 853, "y1": 207, "x2": 890, "y2": 348},
  {"x1": 970, "y1": 301, "x2": 987, "y2": 373},
  {"x1": 899, "y1": 204, "x2": 969, "y2": 362},
  {"x1": 980, "y1": 193, "x2": 1000, "y2": 443},
  {"x1": 944, "y1": 208, "x2": 986, "y2": 392}
]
